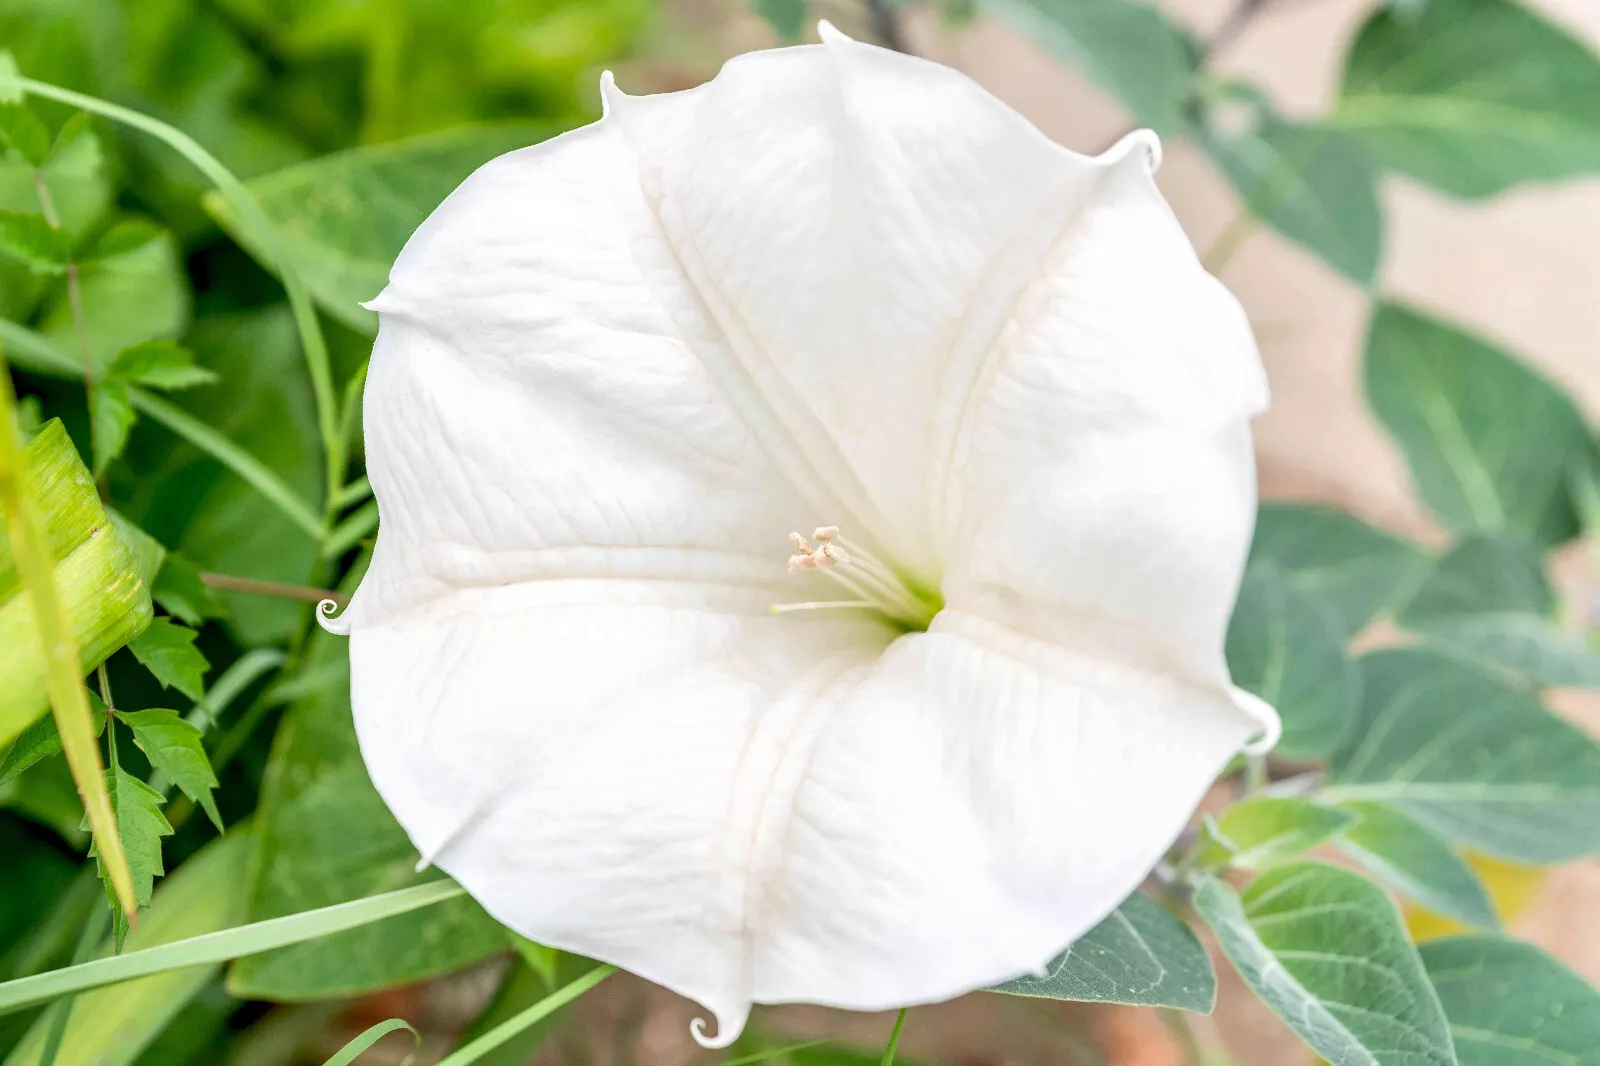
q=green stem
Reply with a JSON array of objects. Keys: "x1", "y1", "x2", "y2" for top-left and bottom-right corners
[
  {"x1": 435, "y1": 966, "x2": 615, "y2": 1066},
  {"x1": 1202, "y1": 210, "x2": 1260, "y2": 277},
  {"x1": 880, "y1": 1008, "x2": 908, "y2": 1066}
]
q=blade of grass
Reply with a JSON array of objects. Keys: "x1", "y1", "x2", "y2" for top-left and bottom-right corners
[
  {"x1": 720, "y1": 1039, "x2": 837, "y2": 1065},
  {"x1": 321, "y1": 1018, "x2": 420, "y2": 1066},
  {"x1": 0, "y1": 880, "x2": 464, "y2": 1015},
  {"x1": 0, "y1": 346, "x2": 135, "y2": 922},
  {"x1": 435, "y1": 966, "x2": 614, "y2": 1066}
]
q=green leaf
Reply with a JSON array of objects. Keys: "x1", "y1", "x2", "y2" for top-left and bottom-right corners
[
  {"x1": 0, "y1": 209, "x2": 69, "y2": 273},
  {"x1": 979, "y1": 0, "x2": 1198, "y2": 134},
  {"x1": 105, "y1": 340, "x2": 216, "y2": 391},
  {"x1": 1225, "y1": 560, "x2": 1361, "y2": 759},
  {"x1": 0, "y1": 55, "x2": 25, "y2": 107},
  {"x1": 1335, "y1": 0, "x2": 1600, "y2": 199},
  {"x1": 1333, "y1": 801, "x2": 1498, "y2": 929},
  {"x1": 753, "y1": 0, "x2": 807, "y2": 40},
  {"x1": 150, "y1": 553, "x2": 226, "y2": 628},
  {"x1": 1249, "y1": 503, "x2": 1430, "y2": 637},
  {"x1": 1365, "y1": 303, "x2": 1591, "y2": 550},
  {"x1": 0, "y1": 104, "x2": 49, "y2": 168},
  {"x1": 1196, "y1": 90, "x2": 1382, "y2": 285},
  {"x1": 88, "y1": 766, "x2": 173, "y2": 913},
  {"x1": 1194, "y1": 863, "x2": 1455, "y2": 1066},
  {"x1": 205, "y1": 123, "x2": 557, "y2": 334},
  {"x1": 90, "y1": 378, "x2": 136, "y2": 475},
  {"x1": 107, "y1": 508, "x2": 166, "y2": 592},
  {"x1": 1397, "y1": 535, "x2": 1600, "y2": 688},
  {"x1": 319, "y1": 1019, "x2": 419, "y2": 1066},
  {"x1": 1200, "y1": 796, "x2": 1356, "y2": 870},
  {"x1": 0, "y1": 697, "x2": 104, "y2": 787},
  {"x1": 1326, "y1": 649, "x2": 1600, "y2": 863},
  {"x1": 121, "y1": 709, "x2": 222, "y2": 831},
  {"x1": 128, "y1": 618, "x2": 209, "y2": 701},
  {"x1": 1420, "y1": 935, "x2": 1600, "y2": 1064},
  {"x1": 988, "y1": 890, "x2": 1214, "y2": 1012},
  {"x1": 39, "y1": 219, "x2": 189, "y2": 376}
]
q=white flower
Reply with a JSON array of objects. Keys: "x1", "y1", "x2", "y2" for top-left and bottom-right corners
[{"x1": 326, "y1": 22, "x2": 1277, "y2": 1046}]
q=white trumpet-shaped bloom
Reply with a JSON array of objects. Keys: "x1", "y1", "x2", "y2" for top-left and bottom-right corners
[{"x1": 329, "y1": 22, "x2": 1278, "y2": 1046}]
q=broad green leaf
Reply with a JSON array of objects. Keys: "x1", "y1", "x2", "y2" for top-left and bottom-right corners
[
  {"x1": 0, "y1": 103, "x2": 50, "y2": 167},
  {"x1": 150, "y1": 553, "x2": 226, "y2": 628},
  {"x1": 128, "y1": 617, "x2": 209, "y2": 701},
  {"x1": 1335, "y1": 0, "x2": 1600, "y2": 198},
  {"x1": 988, "y1": 890, "x2": 1214, "y2": 1012},
  {"x1": 1200, "y1": 796, "x2": 1355, "y2": 870},
  {"x1": 1420, "y1": 935, "x2": 1600, "y2": 1064},
  {"x1": 1195, "y1": 863, "x2": 1455, "y2": 1066},
  {"x1": 121, "y1": 709, "x2": 222, "y2": 831},
  {"x1": 753, "y1": 0, "x2": 807, "y2": 40},
  {"x1": 0, "y1": 420, "x2": 151, "y2": 743},
  {"x1": 0, "y1": 697, "x2": 104, "y2": 787},
  {"x1": 106, "y1": 340, "x2": 216, "y2": 391},
  {"x1": 1334, "y1": 801, "x2": 1498, "y2": 929},
  {"x1": 1365, "y1": 303, "x2": 1591, "y2": 549},
  {"x1": 0, "y1": 209, "x2": 68, "y2": 273},
  {"x1": 88, "y1": 766, "x2": 173, "y2": 914},
  {"x1": 979, "y1": 0, "x2": 1198, "y2": 134},
  {"x1": 206, "y1": 123, "x2": 556, "y2": 333},
  {"x1": 1326, "y1": 649, "x2": 1600, "y2": 863},
  {"x1": 0, "y1": 832, "x2": 250, "y2": 1066},
  {"x1": 39, "y1": 219, "x2": 189, "y2": 376},
  {"x1": 1397, "y1": 535, "x2": 1600, "y2": 688},
  {"x1": 1196, "y1": 90, "x2": 1382, "y2": 285},
  {"x1": 90, "y1": 378, "x2": 136, "y2": 474},
  {"x1": 1250, "y1": 503, "x2": 1430, "y2": 637},
  {"x1": 1225, "y1": 560, "x2": 1361, "y2": 759}
]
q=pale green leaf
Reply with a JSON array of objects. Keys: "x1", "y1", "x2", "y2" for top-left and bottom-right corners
[
  {"x1": 90, "y1": 378, "x2": 136, "y2": 475},
  {"x1": 1420, "y1": 935, "x2": 1600, "y2": 1065},
  {"x1": 1195, "y1": 863, "x2": 1455, "y2": 1066},
  {"x1": 0, "y1": 104, "x2": 47, "y2": 166},
  {"x1": 39, "y1": 219, "x2": 188, "y2": 376},
  {"x1": 989, "y1": 890, "x2": 1214, "y2": 1012},
  {"x1": 1201, "y1": 796, "x2": 1355, "y2": 870},
  {"x1": 1334, "y1": 801, "x2": 1498, "y2": 929},
  {"x1": 105, "y1": 340, "x2": 216, "y2": 391},
  {"x1": 0, "y1": 209, "x2": 68, "y2": 273},
  {"x1": 121, "y1": 709, "x2": 222, "y2": 831},
  {"x1": 128, "y1": 618, "x2": 209, "y2": 701}
]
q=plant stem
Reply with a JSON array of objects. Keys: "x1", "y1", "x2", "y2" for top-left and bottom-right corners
[
  {"x1": 880, "y1": 1009, "x2": 908, "y2": 1066},
  {"x1": 199, "y1": 572, "x2": 346, "y2": 606},
  {"x1": 1202, "y1": 211, "x2": 1261, "y2": 276}
]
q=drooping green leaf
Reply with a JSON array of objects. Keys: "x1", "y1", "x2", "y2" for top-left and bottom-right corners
[
  {"x1": 0, "y1": 209, "x2": 68, "y2": 273},
  {"x1": 1196, "y1": 88, "x2": 1382, "y2": 285},
  {"x1": 1333, "y1": 801, "x2": 1498, "y2": 929},
  {"x1": 980, "y1": 0, "x2": 1198, "y2": 134},
  {"x1": 1420, "y1": 936, "x2": 1600, "y2": 1065},
  {"x1": 90, "y1": 378, "x2": 136, "y2": 475},
  {"x1": 753, "y1": 0, "x2": 807, "y2": 40},
  {"x1": 0, "y1": 103, "x2": 50, "y2": 167},
  {"x1": 150, "y1": 554, "x2": 226, "y2": 628},
  {"x1": 105, "y1": 340, "x2": 216, "y2": 391},
  {"x1": 0, "y1": 697, "x2": 104, "y2": 787},
  {"x1": 1195, "y1": 863, "x2": 1455, "y2": 1066},
  {"x1": 39, "y1": 219, "x2": 189, "y2": 376},
  {"x1": 1397, "y1": 535, "x2": 1600, "y2": 688},
  {"x1": 1199, "y1": 796, "x2": 1355, "y2": 871},
  {"x1": 121, "y1": 709, "x2": 222, "y2": 831},
  {"x1": 88, "y1": 766, "x2": 173, "y2": 914},
  {"x1": 1225, "y1": 560, "x2": 1361, "y2": 759},
  {"x1": 1249, "y1": 503, "x2": 1430, "y2": 638},
  {"x1": 205, "y1": 123, "x2": 557, "y2": 333},
  {"x1": 988, "y1": 890, "x2": 1214, "y2": 1012},
  {"x1": 1365, "y1": 303, "x2": 1591, "y2": 550},
  {"x1": 1336, "y1": 0, "x2": 1600, "y2": 198},
  {"x1": 1326, "y1": 649, "x2": 1600, "y2": 863},
  {"x1": 128, "y1": 618, "x2": 209, "y2": 701}
]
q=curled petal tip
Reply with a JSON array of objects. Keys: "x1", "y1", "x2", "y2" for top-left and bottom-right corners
[
  {"x1": 1104, "y1": 128, "x2": 1163, "y2": 174},
  {"x1": 689, "y1": 1005, "x2": 748, "y2": 1049},
  {"x1": 599, "y1": 69, "x2": 623, "y2": 118},
  {"x1": 316, "y1": 598, "x2": 352, "y2": 636},
  {"x1": 816, "y1": 18, "x2": 851, "y2": 44},
  {"x1": 1233, "y1": 688, "x2": 1281, "y2": 755}
]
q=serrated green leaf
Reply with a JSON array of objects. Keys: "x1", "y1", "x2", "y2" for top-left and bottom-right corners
[
  {"x1": 121, "y1": 709, "x2": 222, "y2": 831},
  {"x1": 128, "y1": 618, "x2": 209, "y2": 701},
  {"x1": 1201, "y1": 796, "x2": 1355, "y2": 870},
  {"x1": 1420, "y1": 935, "x2": 1600, "y2": 1064},
  {"x1": 1335, "y1": 0, "x2": 1600, "y2": 198},
  {"x1": 90, "y1": 378, "x2": 136, "y2": 475},
  {"x1": 150, "y1": 553, "x2": 225, "y2": 628},
  {"x1": 1333, "y1": 801, "x2": 1498, "y2": 929},
  {"x1": 1249, "y1": 503, "x2": 1431, "y2": 637},
  {"x1": 1326, "y1": 649, "x2": 1600, "y2": 863},
  {"x1": 105, "y1": 340, "x2": 216, "y2": 391},
  {"x1": 1195, "y1": 863, "x2": 1455, "y2": 1066},
  {"x1": 0, "y1": 104, "x2": 50, "y2": 168},
  {"x1": 205, "y1": 123, "x2": 557, "y2": 334},
  {"x1": 1226, "y1": 560, "x2": 1361, "y2": 759},
  {"x1": 752, "y1": 0, "x2": 807, "y2": 40},
  {"x1": 0, "y1": 697, "x2": 104, "y2": 787},
  {"x1": 1365, "y1": 303, "x2": 1591, "y2": 550},
  {"x1": 0, "y1": 209, "x2": 68, "y2": 273},
  {"x1": 988, "y1": 890, "x2": 1214, "y2": 1012},
  {"x1": 1397, "y1": 535, "x2": 1600, "y2": 688},
  {"x1": 87, "y1": 766, "x2": 173, "y2": 913}
]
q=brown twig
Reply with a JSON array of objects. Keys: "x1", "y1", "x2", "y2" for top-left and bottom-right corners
[{"x1": 200, "y1": 571, "x2": 347, "y2": 607}]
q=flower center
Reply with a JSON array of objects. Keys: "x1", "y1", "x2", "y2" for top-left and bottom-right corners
[{"x1": 773, "y1": 526, "x2": 941, "y2": 631}]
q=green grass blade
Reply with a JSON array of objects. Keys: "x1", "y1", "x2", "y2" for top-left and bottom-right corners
[
  {"x1": 321, "y1": 1019, "x2": 419, "y2": 1066},
  {"x1": 720, "y1": 1039, "x2": 837, "y2": 1065},
  {"x1": 436, "y1": 966, "x2": 615, "y2": 1066},
  {"x1": 0, "y1": 880, "x2": 464, "y2": 1015}
]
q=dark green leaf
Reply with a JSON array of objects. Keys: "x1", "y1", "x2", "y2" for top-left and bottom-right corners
[
  {"x1": 980, "y1": 0, "x2": 1198, "y2": 134},
  {"x1": 1337, "y1": 0, "x2": 1600, "y2": 198},
  {"x1": 91, "y1": 378, "x2": 137, "y2": 475},
  {"x1": 1195, "y1": 863, "x2": 1455, "y2": 1066},
  {"x1": 753, "y1": 0, "x2": 807, "y2": 40},
  {"x1": 150, "y1": 553, "x2": 226, "y2": 628},
  {"x1": 988, "y1": 890, "x2": 1214, "y2": 1012},
  {"x1": 121, "y1": 709, "x2": 222, "y2": 831},
  {"x1": 1420, "y1": 935, "x2": 1600, "y2": 1064},
  {"x1": 1365, "y1": 303, "x2": 1591, "y2": 550},
  {"x1": 129, "y1": 618, "x2": 209, "y2": 701},
  {"x1": 205, "y1": 124, "x2": 557, "y2": 333},
  {"x1": 0, "y1": 103, "x2": 50, "y2": 167},
  {"x1": 1226, "y1": 560, "x2": 1361, "y2": 759},
  {"x1": 87, "y1": 218, "x2": 166, "y2": 261},
  {"x1": 1327, "y1": 649, "x2": 1600, "y2": 863},
  {"x1": 1250, "y1": 503, "x2": 1430, "y2": 637},
  {"x1": 1200, "y1": 796, "x2": 1356, "y2": 870},
  {"x1": 106, "y1": 340, "x2": 217, "y2": 391},
  {"x1": 0, "y1": 696, "x2": 104, "y2": 787},
  {"x1": 1334, "y1": 801, "x2": 1498, "y2": 929},
  {"x1": 0, "y1": 208, "x2": 68, "y2": 273},
  {"x1": 88, "y1": 765, "x2": 173, "y2": 913}
]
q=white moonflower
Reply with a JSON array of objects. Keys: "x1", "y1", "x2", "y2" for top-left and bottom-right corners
[{"x1": 322, "y1": 22, "x2": 1278, "y2": 1047}]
